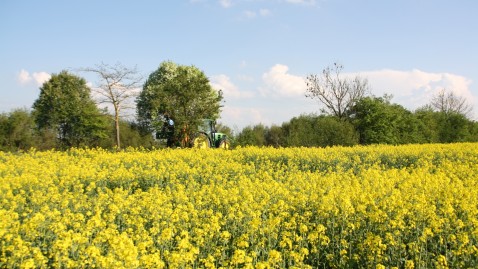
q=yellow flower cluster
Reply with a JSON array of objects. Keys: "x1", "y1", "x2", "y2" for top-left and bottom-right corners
[{"x1": 1, "y1": 143, "x2": 477, "y2": 268}]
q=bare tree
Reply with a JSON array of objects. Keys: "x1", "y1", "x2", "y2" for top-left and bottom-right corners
[
  {"x1": 430, "y1": 88, "x2": 473, "y2": 117},
  {"x1": 305, "y1": 63, "x2": 369, "y2": 119},
  {"x1": 82, "y1": 62, "x2": 143, "y2": 148}
]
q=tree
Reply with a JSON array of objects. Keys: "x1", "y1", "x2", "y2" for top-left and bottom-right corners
[
  {"x1": 352, "y1": 96, "x2": 423, "y2": 145},
  {"x1": 0, "y1": 109, "x2": 36, "y2": 151},
  {"x1": 32, "y1": 71, "x2": 109, "y2": 148},
  {"x1": 305, "y1": 63, "x2": 369, "y2": 119},
  {"x1": 282, "y1": 115, "x2": 316, "y2": 147},
  {"x1": 414, "y1": 105, "x2": 478, "y2": 143},
  {"x1": 437, "y1": 112, "x2": 476, "y2": 143},
  {"x1": 236, "y1": 124, "x2": 267, "y2": 147},
  {"x1": 282, "y1": 114, "x2": 358, "y2": 147},
  {"x1": 430, "y1": 88, "x2": 473, "y2": 117},
  {"x1": 82, "y1": 62, "x2": 143, "y2": 149},
  {"x1": 314, "y1": 115, "x2": 359, "y2": 146},
  {"x1": 265, "y1": 125, "x2": 284, "y2": 148},
  {"x1": 414, "y1": 106, "x2": 441, "y2": 143},
  {"x1": 136, "y1": 61, "x2": 223, "y2": 146}
]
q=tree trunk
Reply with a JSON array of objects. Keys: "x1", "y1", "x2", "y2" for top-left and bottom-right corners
[{"x1": 114, "y1": 106, "x2": 120, "y2": 149}]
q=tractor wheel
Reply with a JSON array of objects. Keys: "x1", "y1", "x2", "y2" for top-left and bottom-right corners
[
  {"x1": 218, "y1": 139, "x2": 230, "y2": 149},
  {"x1": 192, "y1": 133, "x2": 210, "y2": 149}
]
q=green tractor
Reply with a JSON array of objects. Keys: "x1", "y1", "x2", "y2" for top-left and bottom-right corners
[{"x1": 192, "y1": 119, "x2": 230, "y2": 149}]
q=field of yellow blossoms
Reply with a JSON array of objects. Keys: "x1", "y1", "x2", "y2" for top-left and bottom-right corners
[{"x1": 1, "y1": 143, "x2": 477, "y2": 268}]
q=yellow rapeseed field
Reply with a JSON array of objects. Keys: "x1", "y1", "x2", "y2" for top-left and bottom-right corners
[{"x1": 1, "y1": 143, "x2": 477, "y2": 268}]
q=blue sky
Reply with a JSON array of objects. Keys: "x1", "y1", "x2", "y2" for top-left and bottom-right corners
[{"x1": 1, "y1": 0, "x2": 477, "y2": 130}]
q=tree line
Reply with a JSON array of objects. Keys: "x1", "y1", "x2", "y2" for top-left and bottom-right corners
[
  {"x1": 0, "y1": 62, "x2": 476, "y2": 151},
  {"x1": 234, "y1": 99, "x2": 478, "y2": 148},
  {"x1": 235, "y1": 63, "x2": 476, "y2": 147}
]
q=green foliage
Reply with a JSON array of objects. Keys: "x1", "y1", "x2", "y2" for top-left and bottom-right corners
[
  {"x1": 283, "y1": 114, "x2": 358, "y2": 147},
  {"x1": 3, "y1": 65, "x2": 478, "y2": 151},
  {"x1": 414, "y1": 106, "x2": 441, "y2": 143},
  {"x1": 235, "y1": 115, "x2": 358, "y2": 148},
  {"x1": 236, "y1": 124, "x2": 267, "y2": 147},
  {"x1": 353, "y1": 96, "x2": 422, "y2": 145},
  {"x1": 120, "y1": 120, "x2": 157, "y2": 148},
  {"x1": 98, "y1": 118, "x2": 157, "y2": 149},
  {"x1": 136, "y1": 61, "x2": 223, "y2": 144},
  {"x1": 265, "y1": 125, "x2": 284, "y2": 148},
  {"x1": 414, "y1": 106, "x2": 478, "y2": 143},
  {"x1": 0, "y1": 109, "x2": 58, "y2": 151},
  {"x1": 437, "y1": 112, "x2": 477, "y2": 143},
  {"x1": 353, "y1": 96, "x2": 478, "y2": 145},
  {"x1": 32, "y1": 70, "x2": 109, "y2": 148},
  {"x1": 0, "y1": 109, "x2": 36, "y2": 151}
]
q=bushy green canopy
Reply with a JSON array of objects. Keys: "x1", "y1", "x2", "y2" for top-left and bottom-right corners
[
  {"x1": 136, "y1": 61, "x2": 223, "y2": 144},
  {"x1": 32, "y1": 71, "x2": 108, "y2": 148}
]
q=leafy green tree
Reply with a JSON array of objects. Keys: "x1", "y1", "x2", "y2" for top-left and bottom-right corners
[
  {"x1": 136, "y1": 61, "x2": 223, "y2": 146},
  {"x1": 236, "y1": 124, "x2": 267, "y2": 147},
  {"x1": 282, "y1": 115, "x2": 316, "y2": 147},
  {"x1": 396, "y1": 109, "x2": 426, "y2": 144},
  {"x1": 414, "y1": 106, "x2": 478, "y2": 143},
  {"x1": 282, "y1": 114, "x2": 358, "y2": 147},
  {"x1": 437, "y1": 112, "x2": 476, "y2": 143},
  {"x1": 119, "y1": 120, "x2": 157, "y2": 148},
  {"x1": 426, "y1": 88, "x2": 476, "y2": 143},
  {"x1": 34, "y1": 128, "x2": 57, "y2": 150},
  {"x1": 0, "y1": 109, "x2": 58, "y2": 151},
  {"x1": 314, "y1": 115, "x2": 359, "y2": 146},
  {"x1": 414, "y1": 106, "x2": 441, "y2": 143},
  {"x1": 0, "y1": 109, "x2": 36, "y2": 151},
  {"x1": 265, "y1": 125, "x2": 284, "y2": 148},
  {"x1": 352, "y1": 96, "x2": 422, "y2": 145},
  {"x1": 469, "y1": 121, "x2": 478, "y2": 141},
  {"x1": 0, "y1": 113, "x2": 8, "y2": 150},
  {"x1": 32, "y1": 71, "x2": 109, "y2": 148}
]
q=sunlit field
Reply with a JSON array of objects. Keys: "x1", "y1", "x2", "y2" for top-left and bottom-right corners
[{"x1": 1, "y1": 143, "x2": 477, "y2": 268}]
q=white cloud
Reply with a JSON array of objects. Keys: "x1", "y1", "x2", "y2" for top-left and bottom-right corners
[
  {"x1": 358, "y1": 69, "x2": 475, "y2": 110},
  {"x1": 17, "y1": 69, "x2": 31, "y2": 85},
  {"x1": 32, "y1": 72, "x2": 51, "y2": 86},
  {"x1": 218, "y1": 66, "x2": 476, "y2": 128},
  {"x1": 259, "y1": 9, "x2": 271, "y2": 16},
  {"x1": 210, "y1": 74, "x2": 255, "y2": 99},
  {"x1": 258, "y1": 65, "x2": 474, "y2": 108},
  {"x1": 260, "y1": 64, "x2": 306, "y2": 97},
  {"x1": 17, "y1": 69, "x2": 51, "y2": 86},
  {"x1": 221, "y1": 106, "x2": 267, "y2": 129},
  {"x1": 219, "y1": 0, "x2": 233, "y2": 8}
]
